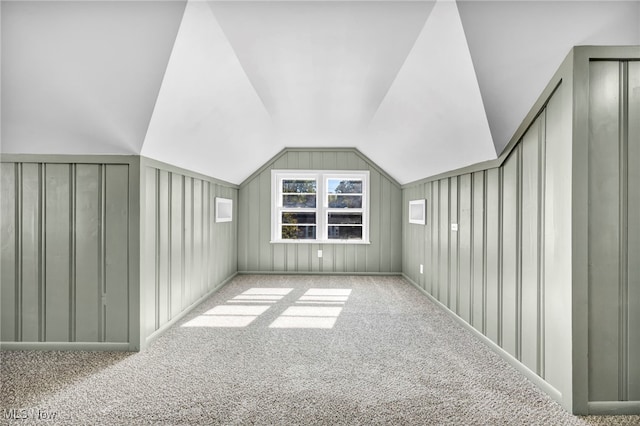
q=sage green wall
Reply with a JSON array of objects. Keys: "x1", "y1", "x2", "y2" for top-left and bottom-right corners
[
  {"x1": 586, "y1": 60, "x2": 640, "y2": 405},
  {"x1": 238, "y1": 149, "x2": 402, "y2": 274},
  {"x1": 402, "y1": 47, "x2": 640, "y2": 415},
  {"x1": 139, "y1": 158, "x2": 238, "y2": 347},
  {"x1": 1, "y1": 157, "x2": 139, "y2": 350},
  {"x1": 402, "y1": 59, "x2": 575, "y2": 411}
]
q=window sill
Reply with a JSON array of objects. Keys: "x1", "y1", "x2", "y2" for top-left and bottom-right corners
[{"x1": 270, "y1": 240, "x2": 371, "y2": 245}]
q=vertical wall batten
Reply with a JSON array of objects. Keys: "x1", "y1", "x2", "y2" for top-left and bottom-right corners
[
  {"x1": 482, "y1": 172, "x2": 488, "y2": 335},
  {"x1": 588, "y1": 60, "x2": 623, "y2": 401},
  {"x1": 538, "y1": 112, "x2": 547, "y2": 379},
  {"x1": 100, "y1": 165, "x2": 106, "y2": 342},
  {"x1": 16, "y1": 164, "x2": 22, "y2": 341},
  {"x1": 447, "y1": 178, "x2": 453, "y2": 308},
  {"x1": 517, "y1": 146, "x2": 524, "y2": 361},
  {"x1": 618, "y1": 61, "x2": 629, "y2": 401},
  {"x1": 39, "y1": 164, "x2": 45, "y2": 342},
  {"x1": 469, "y1": 175, "x2": 474, "y2": 325},
  {"x1": 455, "y1": 177, "x2": 460, "y2": 315},
  {"x1": 627, "y1": 60, "x2": 640, "y2": 401},
  {"x1": 180, "y1": 175, "x2": 186, "y2": 310},
  {"x1": 497, "y1": 167, "x2": 504, "y2": 348},
  {"x1": 155, "y1": 169, "x2": 161, "y2": 331},
  {"x1": 70, "y1": 164, "x2": 77, "y2": 342}
]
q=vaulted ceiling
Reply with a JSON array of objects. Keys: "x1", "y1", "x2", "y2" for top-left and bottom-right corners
[{"x1": 2, "y1": 1, "x2": 639, "y2": 184}]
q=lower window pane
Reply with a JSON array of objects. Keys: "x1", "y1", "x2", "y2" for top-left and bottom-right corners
[
  {"x1": 328, "y1": 213, "x2": 362, "y2": 225},
  {"x1": 282, "y1": 225, "x2": 317, "y2": 240},
  {"x1": 282, "y1": 212, "x2": 316, "y2": 224},
  {"x1": 327, "y1": 226, "x2": 362, "y2": 240}
]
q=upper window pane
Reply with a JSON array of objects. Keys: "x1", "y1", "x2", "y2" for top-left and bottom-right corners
[
  {"x1": 327, "y1": 179, "x2": 362, "y2": 194},
  {"x1": 283, "y1": 179, "x2": 316, "y2": 194},
  {"x1": 283, "y1": 194, "x2": 316, "y2": 208},
  {"x1": 328, "y1": 195, "x2": 362, "y2": 208}
]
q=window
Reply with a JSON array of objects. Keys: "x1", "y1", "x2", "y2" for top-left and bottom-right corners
[
  {"x1": 408, "y1": 199, "x2": 426, "y2": 225},
  {"x1": 271, "y1": 170, "x2": 370, "y2": 244},
  {"x1": 215, "y1": 197, "x2": 233, "y2": 223}
]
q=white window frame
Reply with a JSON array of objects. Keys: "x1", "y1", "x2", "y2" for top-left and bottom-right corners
[
  {"x1": 408, "y1": 199, "x2": 426, "y2": 225},
  {"x1": 215, "y1": 197, "x2": 233, "y2": 223},
  {"x1": 271, "y1": 170, "x2": 370, "y2": 244}
]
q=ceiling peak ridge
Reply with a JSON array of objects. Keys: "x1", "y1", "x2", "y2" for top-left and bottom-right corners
[
  {"x1": 205, "y1": 0, "x2": 275, "y2": 122},
  {"x1": 365, "y1": 1, "x2": 436, "y2": 129},
  {"x1": 139, "y1": 1, "x2": 189, "y2": 155}
]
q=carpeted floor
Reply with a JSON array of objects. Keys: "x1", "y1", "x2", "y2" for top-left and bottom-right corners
[{"x1": 1, "y1": 275, "x2": 638, "y2": 425}]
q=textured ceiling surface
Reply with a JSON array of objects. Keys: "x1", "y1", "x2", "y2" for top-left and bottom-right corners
[{"x1": 2, "y1": 0, "x2": 639, "y2": 184}]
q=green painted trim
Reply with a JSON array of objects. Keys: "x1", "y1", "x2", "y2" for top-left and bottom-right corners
[
  {"x1": 0, "y1": 154, "x2": 139, "y2": 165},
  {"x1": 402, "y1": 273, "x2": 564, "y2": 407},
  {"x1": 0, "y1": 342, "x2": 132, "y2": 352},
  {"x1": 140, "y1": 156, "x2": 239, "y2": 189},
  {"x1": 141, "y1": 272, "x2": 238, "y2": 349},
  {"x1": 587, "y1": 402, "x2": 640, "y2": 415},
  {"x1": 238, "y1": 271, "x2": 403, "y2": 276},
  {"x1": 571, "y1": 45, "x2": 640, "y2": 415},
  {"x1": 571, "y1": 45, "x2": 591, "y2": 416},
  {"x1": 128, "y1": 157, "x2": 142, "y2": 352},
  {"x1": 239, "y1": 147, "x2": 401, "y2": 189}
]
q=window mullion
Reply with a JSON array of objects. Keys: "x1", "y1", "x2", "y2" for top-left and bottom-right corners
[{"x1": 317, "y1": 174, "x2": 325, "y2": 241}]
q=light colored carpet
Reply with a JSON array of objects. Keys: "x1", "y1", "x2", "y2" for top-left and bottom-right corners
[{"x1": 1, "y1": 275, "x2": 638, "y2": 425}]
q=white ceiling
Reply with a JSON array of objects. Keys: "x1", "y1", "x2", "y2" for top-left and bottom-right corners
[{"x1": 2, "y1": 0, "x2": 639, "y2": 184}]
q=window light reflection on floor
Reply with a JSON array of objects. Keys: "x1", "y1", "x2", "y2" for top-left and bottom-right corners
[
  {"x1": 182, "y1": 304, "x2": 271, "y2": 328},
  {"x1": 181, "y1": 287, "x2": 351, "y2": 329},
  {"x1": 269, "y1": 290, "x2": 351, "y2": 329},
  {"x1": 227, "y1": 288, "x2": 293, "y2": 304},
  {"x1": 268, "y1": 305, "x2": 342, "y2": 329}
]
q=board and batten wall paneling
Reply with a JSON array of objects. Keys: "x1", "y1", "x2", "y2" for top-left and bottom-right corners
[
  {"x1": 449, "y1": 177, "x2": 458, "y2": 313},
  {"x1": 0, "y1": 161, "x2": 132, "y2": 346},
  {"x1": 402, "y1": 82, "x2": 569, "y2": 405},
  {"x1": 1, "y1": 163, "x2": 18, "y2": 341},
  {"x1": 472, "y1": 171, "x2": 485, "y2": 333},
  {"x1": 140, "y1": 160, "x2": 238, "y2": 346},
  {"x1": 541, "y1": 74, "x2": 572, "y2": 401},
  {"x1": 628, "y1": 60, "x2": 640, "y2": 402},
  {"x1": 458, "y1": 174, "x2": 471, "y2": 323},
  {"x1": 588, "y1": 60, "x2": 640, "y2": 403},
  {"x1": 238, "y1": 149, "x2": 402, "y2": 274}
]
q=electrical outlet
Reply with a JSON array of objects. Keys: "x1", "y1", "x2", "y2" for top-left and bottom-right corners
[
  {"x1": 317, "y1": 250, "x2": 323, "y2": 258},
  {"x1": 420, "y1": 264, "x2": 424, "y2": 274},
  {"x1": 451, "y1": 223, "x2": 458, "y2": 232}
]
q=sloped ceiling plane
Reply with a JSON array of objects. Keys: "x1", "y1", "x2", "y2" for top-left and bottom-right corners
[{"x1": 2, "y1": 0, "x2": 639, "y2": 184}]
